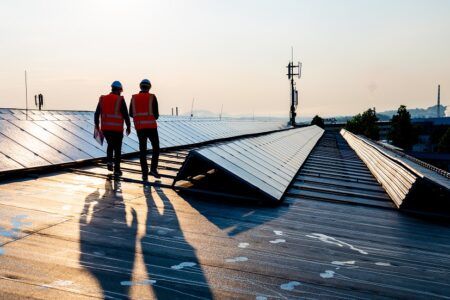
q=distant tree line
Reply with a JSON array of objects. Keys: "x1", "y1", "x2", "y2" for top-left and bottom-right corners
[
  {"x1": 343, "y1": 105, "x2": 450, "y2": 152},
  {"x1": 344, "y1": 107, "x2": 380, "y2": 140},
  {"x1": 343, "y1": 106, "x2": 414, "y2": 148},
  {"x1": 312, "y1": 106, "x2": 449, "y2": 153}
]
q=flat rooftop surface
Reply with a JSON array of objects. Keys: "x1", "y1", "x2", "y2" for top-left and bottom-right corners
[{"x1": 1, "y1": 137, "x2": 450, "y2": 299}]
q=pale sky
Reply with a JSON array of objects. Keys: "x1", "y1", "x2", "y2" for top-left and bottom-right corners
[{"x1": 0, "y1": 0, "x2": 449, "y2": 118}]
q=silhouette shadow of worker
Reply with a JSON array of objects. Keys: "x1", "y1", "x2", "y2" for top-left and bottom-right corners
[
  {"x1": 79, "y1": 176, "x2": 138, "y2": 299},
  {"x1": 140, "y1": 185, "x2": 213, "y2": 299}
]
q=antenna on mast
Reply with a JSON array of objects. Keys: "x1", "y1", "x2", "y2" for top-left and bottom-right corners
[{"x1": 286, "y1": 48, "x2": 302, "y2": 126}]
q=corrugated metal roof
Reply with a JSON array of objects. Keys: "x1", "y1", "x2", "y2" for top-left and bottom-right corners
[{"x1": 286, "y1": 131, "x2": 394, "y2": 209}]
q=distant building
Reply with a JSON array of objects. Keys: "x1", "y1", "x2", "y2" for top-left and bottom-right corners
[
  {"x1": 408, "y1": 117, "x2": 450, "y2": 170},
  {"x1": 379, "y1": 104, "x2": 447, "y2": 119},
  {"x1": 412, "y1": 117, "x2": 450, "y2": 126}
]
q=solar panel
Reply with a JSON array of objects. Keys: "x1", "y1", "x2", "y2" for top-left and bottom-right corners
[
  {"x1": 175, "y1": 126, "x2": 324, "y2": 201},
  {"x1": 0, "y1": 133, "x2": 50, "y2": 168},
  {"x1": 32, "y1": 121, "x2": 103, "y2": 158},
  {"x1": 69, "y1": 120, "x2": 138, "y2": 153},
  {"x1": 0, "y1": 121, "x2": 72, "y2": 164},
  {"x1": 0, "y1": 152, "x2": 23, "y2": 171},
  {"x1": 0, "y1": 112, "x2": 19, "y2": 120},
  {"x1": 9, "y1": 120, "x2": 90, "y2": 161},
  {"x1": 0, "y1": 109, "x2": 289, "y2": 173}
]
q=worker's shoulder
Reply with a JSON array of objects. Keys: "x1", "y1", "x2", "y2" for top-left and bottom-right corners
[{"x1": 132, "y1": 93, "x2": 157, "y2": 99}]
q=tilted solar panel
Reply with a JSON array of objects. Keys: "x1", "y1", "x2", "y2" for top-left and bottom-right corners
[{"x1": 175, "y1": 125, "x2": 324, "y2": 201}]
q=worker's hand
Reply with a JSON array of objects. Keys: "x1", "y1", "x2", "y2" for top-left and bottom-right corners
[{"x1": 126, "y1": 127, "x2": 131, "y2": 136}]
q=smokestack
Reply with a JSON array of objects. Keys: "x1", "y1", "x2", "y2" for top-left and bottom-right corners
[
  {"x1": 437, "y1": 85, "x2": 441, "y2": 118},
  {"x1": 171, "y1": 107, "x2": 174, "y2": 116},
  {"x1": 176, "y1": 107, "x2": 178, "y2": 116}
]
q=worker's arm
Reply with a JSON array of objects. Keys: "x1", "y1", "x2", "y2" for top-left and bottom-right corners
[
  {"x1": 94, "y1": 100, "x2": 101, "y2": 128},
  {"x1": 129, "y1": 99, "x2": 134, "y2": 118},
  {"x1": 121, "y1": 97, "x2": 131, "y2": 129},
  {"x1": 153, "y1": 96, "x2": 159, "y2": 120}
]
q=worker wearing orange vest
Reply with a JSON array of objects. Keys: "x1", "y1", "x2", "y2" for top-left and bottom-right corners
[
  {"x1": 129, "y1": 79, "x2": 160, "y2": 181},
  {"x1": 94, "y1": 81, "x2": 131, "y2": 176}
]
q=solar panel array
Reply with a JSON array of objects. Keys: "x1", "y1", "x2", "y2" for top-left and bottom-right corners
[
  {"x1": 175, "y1": 125, "x2": 324, "y2": 201},
  {"x1": 341, "y1": 129, "x2": 450, "y2": 212},
  {"x1": 0, "y1": 108, "x2": 288, "y2": 173}
]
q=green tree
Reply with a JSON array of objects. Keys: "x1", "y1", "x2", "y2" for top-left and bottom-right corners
[
  {"x1": 345, "y1": 108, "x2": 380, "y2": 140},
  {"x1": 389, "y1": 105, "x2": 417, "y2": 150},
  {"x1": 345, "y1": 113, "x2": 363, "y2": 134},
  {"x1": 311, "y1": 115, "x2": 325, "y2": 128},
  {"x1": 437, "y1": 128, "x2": 450, "y2": 153}
]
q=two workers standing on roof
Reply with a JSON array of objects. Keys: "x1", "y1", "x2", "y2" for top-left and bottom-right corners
[{"x1": 95, "y1": 79, "x2": 160, "y2": 180}]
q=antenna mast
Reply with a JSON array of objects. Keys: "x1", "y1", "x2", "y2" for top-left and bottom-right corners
[
  {"x1": 25, "y1": 70, "x2": 28, "y2": 120},
  {"x1": 190, "y1": 98, "x2": 195, "y2": 119},
  {"x1": 286, "y1": 48, "x2": 302, "y2": 126},
  {"x1": 437, "y1": 85, "x2": 441, "y2": 118}
]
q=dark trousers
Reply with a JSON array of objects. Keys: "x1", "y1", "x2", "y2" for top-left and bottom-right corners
[
  {"x1": 103, "y1": 131, "x2": 123, "y2": 171},
  {"x1": 137, "y1": 128, "x2": 160, "y2": 173}
]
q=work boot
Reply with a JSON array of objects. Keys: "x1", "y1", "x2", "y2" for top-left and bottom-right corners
[
  {"x1": 149, "y1": 170, "x2": 161, "y2": 179},
  {"x1": 107, "y1": 163, "x2": 113, "y2": 171}
]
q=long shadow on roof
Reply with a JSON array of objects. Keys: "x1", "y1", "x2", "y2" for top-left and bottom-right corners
[
  {"x1": 78, "y1": 176, "x2": 213, "y2": 299},
  {"x1": 175, "y1": 170, "x2": 289, "y2": 237}
]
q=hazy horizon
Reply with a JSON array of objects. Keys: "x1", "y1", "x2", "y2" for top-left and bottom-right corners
[{"x1": 1, "y1": 0, "x2": 449, "y2": 118}]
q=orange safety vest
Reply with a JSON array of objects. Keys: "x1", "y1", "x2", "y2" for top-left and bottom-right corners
[
  {"x1": 100, "y1": 93, "x2": 124, "y2": 132},
  {"x1": 131, "y1": 93, "x2": 157, "y2": 130}
]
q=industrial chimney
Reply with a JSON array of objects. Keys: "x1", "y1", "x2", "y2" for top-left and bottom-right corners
[{"x1": 437, "y1": 85, "x2": 441, "y2": 118}]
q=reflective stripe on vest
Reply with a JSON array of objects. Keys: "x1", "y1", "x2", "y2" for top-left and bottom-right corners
[
  {"x1": 100, "y1": 94, "x2": 124, "y2": 132},
  {"x1": 134, "y1": 120, "x2": 157, "y2": 125},
  {"x1": 131, "y1": 93, "x2": 157, "y2": 130}
]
